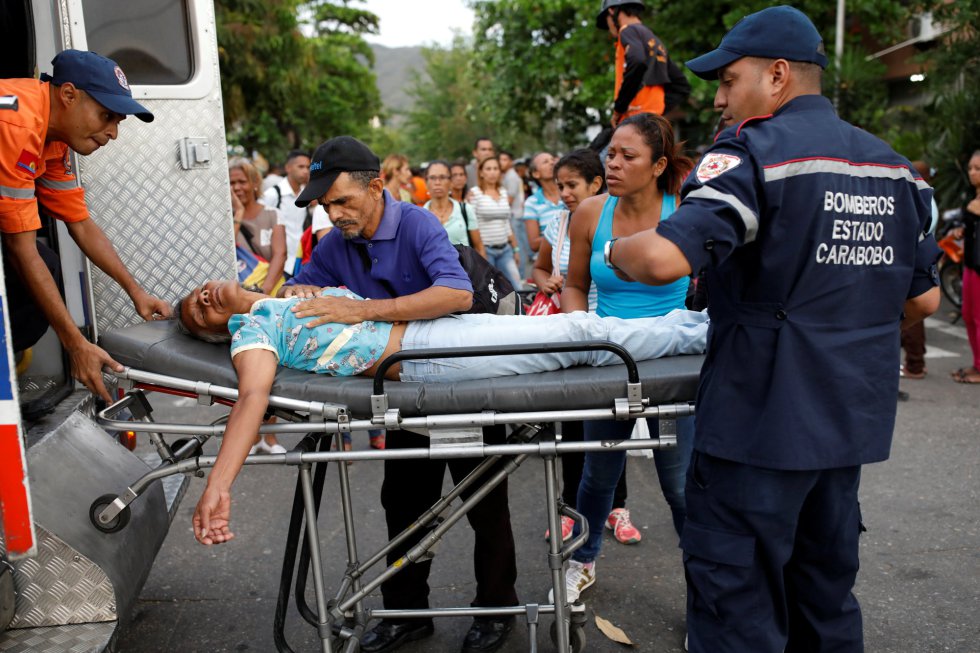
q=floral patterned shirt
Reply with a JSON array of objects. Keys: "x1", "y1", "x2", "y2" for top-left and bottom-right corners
[{"x1": 228, "y1": 287, "x2": 392, "y2": 376}]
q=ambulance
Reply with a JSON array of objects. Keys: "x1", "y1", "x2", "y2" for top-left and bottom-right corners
[{"x1": 1, "y1": 1, "x2": 234, "y2": 649}]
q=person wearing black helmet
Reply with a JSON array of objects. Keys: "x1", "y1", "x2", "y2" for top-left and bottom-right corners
[{"x1": 595, "y1": 0, "x2": 690, "y2": 127}]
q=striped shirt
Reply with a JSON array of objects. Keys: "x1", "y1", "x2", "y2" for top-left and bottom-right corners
[
  {"x1": 543, "y1": 213, "x2": 598, "y2": 312},
  {"x1": 468, "y1": 186, "x2": 512, "y2": 246},
  {"x1": 524, "y1": 186, "x2": 565, "y2": 231}
]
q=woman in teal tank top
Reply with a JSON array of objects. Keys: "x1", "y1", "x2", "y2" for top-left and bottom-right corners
[
  {"x1": 589, "y1": 193, "x2": 689, "y2": 317},
  {"x1": 558, "y1": 113, "x2": 696, "y2": 603}
]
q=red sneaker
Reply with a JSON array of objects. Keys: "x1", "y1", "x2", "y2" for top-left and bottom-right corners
[
  {"x1": 544, "y1": 515, "x2": 575, "y2": 543},
  {"x1": 606, "y1": 508, "x2": 642, "y2": 544}
]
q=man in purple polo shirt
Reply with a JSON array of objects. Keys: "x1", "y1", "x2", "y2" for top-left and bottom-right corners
[
  {"x1": 282, "y1": 136, "x2": 519, "y2": 653},
  {"x1": 283, "y1": 136, "x2": 472, "y2": 319}
]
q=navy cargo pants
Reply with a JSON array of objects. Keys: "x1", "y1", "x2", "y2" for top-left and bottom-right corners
[{"x1": 682, "y1": 451, "x2": 864, "y2": 653}]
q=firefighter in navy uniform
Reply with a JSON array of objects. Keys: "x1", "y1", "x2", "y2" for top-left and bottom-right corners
[{"x1": 604, "y1": 6, "x2": 941, "y2": 652}]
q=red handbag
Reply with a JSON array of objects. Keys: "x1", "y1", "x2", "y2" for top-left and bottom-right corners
[
  {"x1": 526, "y1": 210, "x2": 570, "y2": 316},
  {"x1": 527, "y1": 290, "x2": 560, "y2": 315}
]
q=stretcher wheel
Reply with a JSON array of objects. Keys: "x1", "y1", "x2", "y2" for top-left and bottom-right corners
[
  {"x1": 89, "y1": 494, "x2": 131, "y2": 533},
  {"x1": 549, "y1": 619, "x2": 587, "y2": 653}
]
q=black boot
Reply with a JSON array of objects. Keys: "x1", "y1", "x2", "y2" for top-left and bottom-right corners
[
  {"x1": 360, "y1": 619, "x2": 434, "y2": 653},
  {"x1": 461, "y1": 616, "x2": 514, "y2": 653}
]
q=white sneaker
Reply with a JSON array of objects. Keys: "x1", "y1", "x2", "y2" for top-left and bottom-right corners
[
  {"x1": 249, "y1": 440, "x2": 287, "y2": 455},
  {"x1": 548, "y1": 559, "x2": 596, "y2": 604}
]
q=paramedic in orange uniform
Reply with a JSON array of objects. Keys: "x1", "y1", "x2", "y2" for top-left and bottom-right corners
[
  {"x1": 596, "y1": 0, "x2": 691, "y2": 126},
  {"x1": 0, "y1": 49, "x2": 169, "y2": 402}
]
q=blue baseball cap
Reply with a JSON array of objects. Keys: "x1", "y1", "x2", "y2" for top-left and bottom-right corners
[
  {"x1": 686, "y1": 6, "x2": 828, "y2": 81},
  {"x1": 40, "y1": 49, "x2": 154, "y2": 122}
]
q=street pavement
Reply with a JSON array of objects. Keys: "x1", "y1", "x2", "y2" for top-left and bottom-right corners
[{"x1": 116, "y1": 307, "x2": 979, "y2": 652}]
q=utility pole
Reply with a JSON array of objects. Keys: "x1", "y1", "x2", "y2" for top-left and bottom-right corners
[{"x1": 834, "y1": 0, "x2": 845, "y2": 109}]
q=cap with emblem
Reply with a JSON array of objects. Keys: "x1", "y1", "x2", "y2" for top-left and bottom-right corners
[
  {"x1": 295, "y1": 136, "x2": 381, "y2": 208},
  {"x1": 686, "y1": 6, "x2": 827, "y2": 80},
  {"x1": 40, "y1": 49, "x2": 154, "y2": 122}
]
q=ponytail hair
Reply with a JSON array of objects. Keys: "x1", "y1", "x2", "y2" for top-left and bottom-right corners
[{"x1": 615, "y1": 113, "x2": 692, "y2": 195}]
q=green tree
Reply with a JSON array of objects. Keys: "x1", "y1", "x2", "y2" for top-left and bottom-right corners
[
  {"x1": 470, "y1": 0, "x2": 612, "y2": 152},
  {"x1": 469, "y1": 0, "x2": 911, "y2": 150},
  {"x1": 403, "y1": 37, "x2": 497, "y2": 162},
  {"x1": 924, "y1": 1, "x2": 980, "y2": 208},
  {"x1": 215, "y1": 0, "x2": 383, "y2": 164}
]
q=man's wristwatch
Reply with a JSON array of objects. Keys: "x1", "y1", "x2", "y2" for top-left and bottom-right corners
[{"x1": 604, "y1": 238, "x2": 620, "y2": 271}]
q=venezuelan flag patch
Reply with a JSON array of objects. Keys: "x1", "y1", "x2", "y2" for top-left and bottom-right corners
[{"x1": 16, "y1": 150, "x2": 38, "y2": 176}]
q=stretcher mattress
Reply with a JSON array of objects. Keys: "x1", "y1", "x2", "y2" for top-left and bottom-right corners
[{"x1": 100, "y1": 321, "x2": 704, "y2": 418}]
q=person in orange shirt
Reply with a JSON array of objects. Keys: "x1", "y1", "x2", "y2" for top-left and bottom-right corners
[
  {"x1": 595, "y1": 0, "x2": 691, "y2": 127},
  {"x1": 0, "y1": 49, "x2": 170, "y2": 402}
]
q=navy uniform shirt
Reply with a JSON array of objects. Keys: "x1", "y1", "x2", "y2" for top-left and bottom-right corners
[{"x1": 658, "y1": 95, "x2": 940, "y2": 470}]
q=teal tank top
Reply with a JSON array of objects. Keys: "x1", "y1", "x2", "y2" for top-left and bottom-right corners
[{"x1": 589, "y1": 194, "x2": 689, "y2": 318}]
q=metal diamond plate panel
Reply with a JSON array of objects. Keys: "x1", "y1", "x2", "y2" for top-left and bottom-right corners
[
  {"x1": 0, "y1": 622, "x2": 114, "y2": 653},
  {"x1": 0, "y1": 525, "x2": 114, "y2": 628},
  {"x1": 76, "y1": 5, "x2": 235, "y2": 335}
]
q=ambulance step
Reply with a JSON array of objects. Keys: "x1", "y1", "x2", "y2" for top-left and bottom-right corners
[{"x1": 0, "y1": 622, "x2": 114, "y2": 653}]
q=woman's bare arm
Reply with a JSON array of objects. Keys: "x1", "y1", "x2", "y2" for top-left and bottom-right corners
[
  {"x1": 193, "y1": 349, "x2": 278, "y2": 545},
  {"x1": 262, "y1": 224, "x2": 288, "y2": 294},
  {"x1": 561, "y1": 196, "x2": 602, "y2": 312}
]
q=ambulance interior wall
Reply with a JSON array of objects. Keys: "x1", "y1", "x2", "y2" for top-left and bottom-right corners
[{"x1": 3, "y1": 0, "x2": 236, "y2": 412}]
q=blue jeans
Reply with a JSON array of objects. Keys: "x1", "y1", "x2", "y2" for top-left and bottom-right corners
[
  {"x1": 484, "y1": 243, "x2": 524, "y2": 292},
  {"x1": 512, "y1": 217, "x2": 534, "y2": 278},
  {"x1": 572, "y1": 415, "x2": 694, "y2": 563},
  {"x1": 399, "y1": 310, "x2": 708, "y2": 382}
]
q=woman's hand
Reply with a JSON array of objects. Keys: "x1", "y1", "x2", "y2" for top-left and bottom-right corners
[
  {"x1": 538, "y1": 273, "x2": 564, "y2": 295},
  {"x1": 231, "y1": 188, "x2": 244, "y2": 215},
  {"x1": 193, "y1": 484, "x2": 234, "y2": 545}
]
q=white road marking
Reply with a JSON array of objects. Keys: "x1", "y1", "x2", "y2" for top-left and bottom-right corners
[
  {"x1": 924, "y1": 346, "x2": 959, "y2": 359},
  {"x1": 924, "y1": 317, "x2": 967, "y2": 340}
]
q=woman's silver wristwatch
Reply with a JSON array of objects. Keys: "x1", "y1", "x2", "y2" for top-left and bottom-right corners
[{"x1": 604, "y1": 238, "x2": 620, "y2": 271}]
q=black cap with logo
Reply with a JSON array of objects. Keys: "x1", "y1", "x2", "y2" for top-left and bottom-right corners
[{"x1": 295, "y1": 136, "x2": 381, "y2": 207}]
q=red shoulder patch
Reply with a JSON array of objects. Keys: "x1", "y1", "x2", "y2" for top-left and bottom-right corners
[{"x1": 16, "y1": 150, "x2": 38, "y2": 177}]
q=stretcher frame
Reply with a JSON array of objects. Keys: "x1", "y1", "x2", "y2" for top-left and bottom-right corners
[{"x1": 90, "y1": 341, "x2": 696, "y2": 653}]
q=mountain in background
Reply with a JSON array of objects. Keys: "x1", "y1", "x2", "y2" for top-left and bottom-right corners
[{"x1": 370, "y1": 43, "x2": 425, "y2": 125}]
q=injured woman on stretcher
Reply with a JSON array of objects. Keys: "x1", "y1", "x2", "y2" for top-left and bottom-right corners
[{"x1": 173, "y1": 280, "x2": 708, "y2": 545}]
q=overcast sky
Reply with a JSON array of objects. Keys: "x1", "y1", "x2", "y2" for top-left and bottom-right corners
[{"x1": 359, "y1": 0, "x2": 475, "y2": 48}]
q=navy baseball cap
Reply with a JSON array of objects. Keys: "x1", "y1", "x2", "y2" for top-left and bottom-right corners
[
  {"x1": 295, "y1": 136, "x2": 381, "y2": 208},
  {"x1": 40, "y1": 49, "x2": 154, "y2": 122},
  {"x1": 686, "y1": 6, "x2": 828, "y2": 80}
]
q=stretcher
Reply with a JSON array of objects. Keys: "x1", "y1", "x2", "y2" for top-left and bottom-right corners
[{"x1": 92, "y1": 320, "x2": 703, "y2": 653}]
